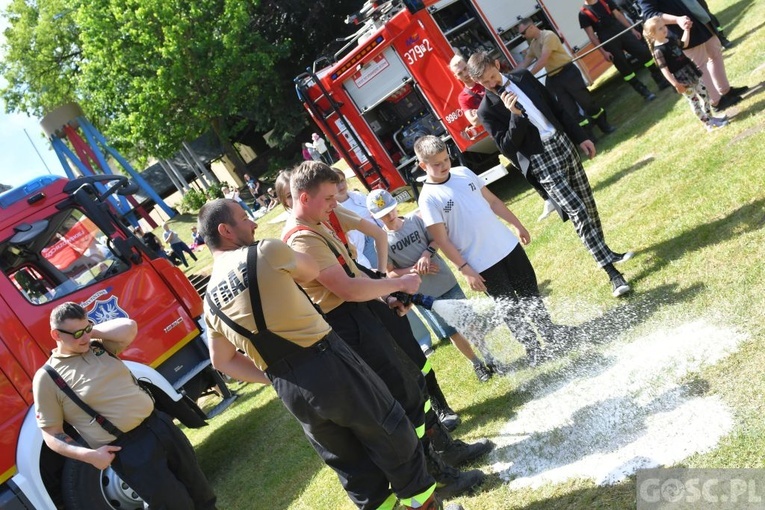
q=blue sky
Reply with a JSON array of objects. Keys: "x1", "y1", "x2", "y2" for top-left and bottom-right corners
[{"x1": 0, "y1": 0, "x2": 67, "y2": 189}]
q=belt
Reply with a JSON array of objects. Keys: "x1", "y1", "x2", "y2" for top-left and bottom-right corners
[
  {"x1": 266, "y1": 334, "x2": 333, "y2": 378},
  {"x1": 547, "y1": 61, "x2": 574, "y2": 77}
]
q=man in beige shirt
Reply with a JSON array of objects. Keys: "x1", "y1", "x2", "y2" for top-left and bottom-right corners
[
  {"x1": 517, "y1": 18, "x2": 615, "y2": 139},
  {"x1": 33, "y1": 303, "x2": 215, "y2": 509},
  {"x1": 198, "y1": 198, "x2": 444, "y2": 510},
  {"x1": 282, "y1": 161, "x2": 492, "y2": 500}
]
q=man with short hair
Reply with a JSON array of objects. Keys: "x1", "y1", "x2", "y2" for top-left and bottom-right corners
[
  {"x1": 467, "y1": 51, "x2": 634, "y2": 298},
  {"x1": 32, "y1": 303, "x2": 216, "y2": 509},
  {"x1": 517, "y1": 18, "x2": 615, "y2": 138},
  {"x1": 282, "y1": 160, "x2": 490, "y2": 499},
  {"x1": 198, "y1": 198, "x2": 443, "y2": 510},
  {"x1": 449, "y1": 54, "x2": 485, "y2": 128},
  {"x1": 450, "y1": 53, "x2": 558, "y2": 222}
]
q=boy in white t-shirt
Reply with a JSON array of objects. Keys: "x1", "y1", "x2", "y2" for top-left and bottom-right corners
[
  {"x1": 415, "y1": 135, "x2": 572, "y2": 365},
  {"x1": 367, "y1": 188, "x2": 499, "y2": 382}
]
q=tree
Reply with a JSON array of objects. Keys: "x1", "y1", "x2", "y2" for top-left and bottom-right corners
[{"x1": 1, "y1": 0, "x2": 361, "y2": 168}]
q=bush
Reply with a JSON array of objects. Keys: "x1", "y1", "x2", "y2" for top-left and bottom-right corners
[
  {"x1": 179, "y1": 189, "x2": 208, "y2": 213},
  {"x1": 206, "y1": 182, "x2": 226, "y2": 200}
]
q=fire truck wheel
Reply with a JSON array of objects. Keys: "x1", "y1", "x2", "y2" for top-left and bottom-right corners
[{"x1": 61, "y1": 458, "x2": 144, "y2": 510}]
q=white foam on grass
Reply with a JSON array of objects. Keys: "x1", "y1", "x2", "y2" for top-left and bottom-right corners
[{"x1": 489, "y1": 320, "x2": 745, "y2": 488}]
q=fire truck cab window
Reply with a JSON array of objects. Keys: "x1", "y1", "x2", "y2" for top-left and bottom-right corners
[
  {"x1": 362, "y1": 86, "x2": 445, "y2": 161},
  {"x1": 0, "y1": 209, "x2": 128, "y2": 304}
]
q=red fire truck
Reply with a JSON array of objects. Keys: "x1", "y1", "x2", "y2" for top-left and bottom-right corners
[
  {"x1": 0, "y1": 174, "x2": 231, "y2": 509},
  {"x1": 295, "y1": 0, "x2": 612, "y2": 199}
]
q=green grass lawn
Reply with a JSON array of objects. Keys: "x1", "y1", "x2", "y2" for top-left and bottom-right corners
[{"x1": 168, "y1": 1, "x2": 765, "y2": 507}]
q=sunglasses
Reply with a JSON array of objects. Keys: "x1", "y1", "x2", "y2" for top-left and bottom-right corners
[
  {"x1": 519, "y1": 25, "x2": 531, "y2": 36},
  {"x1": 56, "y1": 321, "x2": 95, "y2": 339}
]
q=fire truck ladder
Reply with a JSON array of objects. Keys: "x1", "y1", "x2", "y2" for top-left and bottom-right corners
[{"x1": 294, "y1": 71, "x2": 389, "y2": 191}]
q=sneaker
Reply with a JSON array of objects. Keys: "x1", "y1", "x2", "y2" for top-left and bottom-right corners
[
  {"x1": 611, "y1": 274, "x2": 631, "y2": 298},
  {"x1": 714, "y1": 93, "x2": 741, "y2": 111},
  {"x1": 435, "y1": 405, "x2": 461, "y2": 433},
  {"x1": 727, "y1": 85, "x2": 748, "y2": 96},
  {"x1": 709, "y1": 116, "x2": 729, "y2": 127},
  {"x1": 484, "y1": 360, "x2": 510, "y2": 376},
  {"x1": 473, "y1": 362, "x2": 492, "y2": 383},
  {"x1": 613, "y1": 251, "x2": 634, "y2": 264},
  {"x1": 538, "y1": 199, "x2": 556, "y2": 221},
  {"x1": 645, "y1": 92, "x2": 657, "y2": 101},
  {"x1": 437, "y1": 438, "x2": 494, "y2": 467}
]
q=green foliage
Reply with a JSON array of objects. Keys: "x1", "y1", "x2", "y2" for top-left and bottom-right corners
[
  {"x1": 0, "y1": 0, "x2": 362, "y2": 158},
  {"x1": 206, "y1": 181, "x2": 226, "y2": 200},
  {"x1": 178, "y1": 188, "x2": 208, "y2": 214}
]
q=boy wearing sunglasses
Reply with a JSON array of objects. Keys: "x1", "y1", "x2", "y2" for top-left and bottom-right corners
[{"x1": 32, "y1": 302, "x2": 216, "y2": 509}]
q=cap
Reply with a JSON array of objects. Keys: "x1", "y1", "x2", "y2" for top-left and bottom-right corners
[{"x1": 366, "y1": 189, "x2": 397, "y2": 219}]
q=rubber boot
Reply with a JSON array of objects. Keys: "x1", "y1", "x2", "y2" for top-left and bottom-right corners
[
  {"x1": 629, "y1": 79, "x2": 656, "y2": 101},
  {"x1": 425, "y1": 443, "x2": 485, "y2": 500},
  {"x1": 594, "y1": 110, "x2": 616, "y2": 135},
  {"x1": 428, "y1": 421, "x2": 493, "y2": 467}
]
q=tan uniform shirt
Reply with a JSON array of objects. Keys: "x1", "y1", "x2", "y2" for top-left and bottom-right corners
[
  {"x1": 528, "y1": 30, "x2": 572, "y2": 76},
  {"x1": 282, "y1": 207, "x2": 364, "y2": 314},
  {"x1": 204, "y1": 239, "x2": 331, "y2": 370},
  {"x1": 33, "y1": 343, "x2": 154, "y2": 447}
]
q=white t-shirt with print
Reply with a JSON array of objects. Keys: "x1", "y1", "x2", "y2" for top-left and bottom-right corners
[{"x1": 418, "y1": 166, "x2": 518, "y2": 273}]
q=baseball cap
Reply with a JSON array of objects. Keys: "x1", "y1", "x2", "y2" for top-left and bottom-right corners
[{"x1": 366, "y1": 189, "x2": 398, "y2": 219}]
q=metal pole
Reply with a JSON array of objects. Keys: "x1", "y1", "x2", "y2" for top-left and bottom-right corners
[{"x1": 24, "y1": 128, "x2": 53, "y2": 174}]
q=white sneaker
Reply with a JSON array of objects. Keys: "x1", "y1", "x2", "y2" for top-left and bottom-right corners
[{"x1": 538, "y1": 199, "x2": 556, "y2": 221}]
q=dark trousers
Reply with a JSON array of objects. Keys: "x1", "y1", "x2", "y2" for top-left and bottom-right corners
[
  {"x1": 546, "y1": 63, "x2": 603, "y2": 125},
  {"x1": 327, "y1": 302, "x2": 427, "y2": 435},
  {"x1": 480, "y1": 244, "x2": 557, "y2": 351},
  {"x1": 170, "y1": 241, "x2": 197, "y2": 267},
  {"x1": 270, "y1": 332, "x2": 434, "y2": 509},
  {"x1": 601, "y1": 30, "x2": 661, "y2": 79},
  {"x1": 110, "y1": 411, "x2": 216, "y2": 510},
  {"x1": 366, "y1": 299, "x2": 446, "y2": 428}
]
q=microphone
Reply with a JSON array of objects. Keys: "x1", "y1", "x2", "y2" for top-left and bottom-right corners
[{"x1": 494, "y1": 84, "x2": 525, "y2": 114}]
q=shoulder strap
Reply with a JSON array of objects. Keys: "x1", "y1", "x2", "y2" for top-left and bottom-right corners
[
  {"x1": 283, "y1": 224, "x2": 355, "y2": 278},
  {"x1": 43, "y1": 364, "x2": 124, "y2": 437},
  {"x1": 326, "y1": 210, "x2": 349, "y2": 248},
  {"x1": 581, "y1": 5, "x2": 600, "y2": 23},
  {"x1": 246, "y1": 243, "x2": 268, "y2": 333}
]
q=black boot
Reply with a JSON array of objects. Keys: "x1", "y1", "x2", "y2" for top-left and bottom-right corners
[
  {"x1": 425, "y1": 443, "x2": 485, "y2": 500},
  {"x1": 594, "y1": 110, "x2": 616, "y2": 135},
  {"x1": 431, "y1": 398, "x2": 461, "y2": 432},
  {"x1": 629, "y1": 79, "x2": 656, "y2": 101},
  {"x1": 428, "y1": 421, "x2": 493, "y2": 467}
]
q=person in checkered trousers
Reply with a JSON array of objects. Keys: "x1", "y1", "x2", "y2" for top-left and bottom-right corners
[{"x1": 466, "y1": 51, "x2": 634, "y2": 298}]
